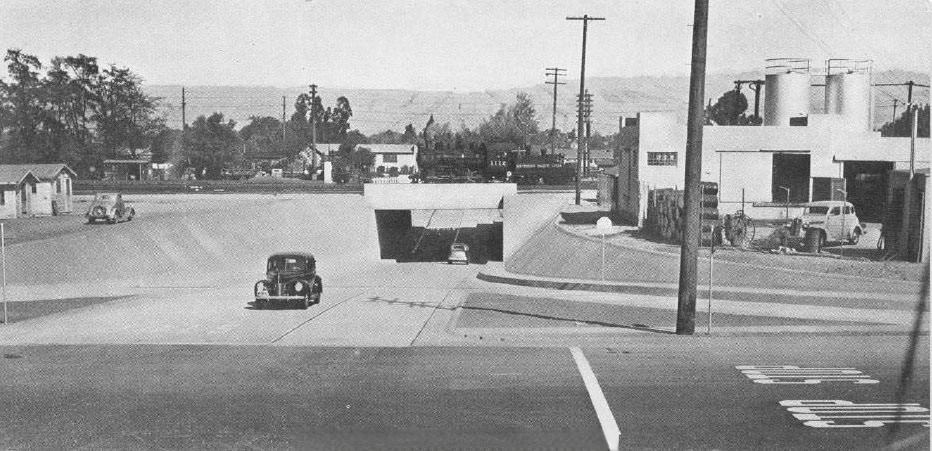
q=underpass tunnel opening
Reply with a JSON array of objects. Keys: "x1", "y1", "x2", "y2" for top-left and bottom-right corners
[{"x1": 374, "y1": 208, "x2": 503, "y2": 263}]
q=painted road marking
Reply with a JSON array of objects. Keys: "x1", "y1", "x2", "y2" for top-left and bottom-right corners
[
  {"x1": 736, "y1": 365, "x2": 879, "y2": 384},
  {"x1": 780, "y1": 400, "x2": 931, "y2": 428},
  {"x1": 570, "y1": 347, "x2": 620, "y2": 451}
]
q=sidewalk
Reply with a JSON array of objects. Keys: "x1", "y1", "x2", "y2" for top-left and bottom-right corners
[{"x1": 470, "y1": 262, "x2": 924, "y2": 337}]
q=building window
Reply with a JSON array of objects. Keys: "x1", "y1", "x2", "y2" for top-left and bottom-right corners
[
  {"x1": 66, "y1": 179, "x2": 71, "y2": 195},
  {"x1": 31, "y1": 183, "x2": 36, "y2": 194},
  {"x1": 382, "y1": 154, "x2": 398, "y2": 163},
  {"x1": 647, "y1": 152, "x2": 677, "y2": 166},
  {"x1": 56, "y1": 178, "x2": 62, "y2": 193},
  {"x1": 0, "y1": 191, "x2": 4, "y2": 206}
]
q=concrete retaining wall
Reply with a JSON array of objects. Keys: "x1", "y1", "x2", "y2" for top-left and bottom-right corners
[{"x1": 503, "y1": 192, "x2": 573, "y2": 261}]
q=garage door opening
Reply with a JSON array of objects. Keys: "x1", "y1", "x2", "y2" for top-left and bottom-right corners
[
  {"x1": 772, "y1": 153, "x2": 810, "y2": 202},
  {"x1": 843, "y1": 161, "x2": 894, "y2": 222}
]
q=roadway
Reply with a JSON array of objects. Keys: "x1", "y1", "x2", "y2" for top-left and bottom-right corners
[
  {"x1": 0, "y1": 193, "x2": 927, "y2": 449},
  {"x1": 0, "y1": 337, "x2": 926, "y2": 449}
]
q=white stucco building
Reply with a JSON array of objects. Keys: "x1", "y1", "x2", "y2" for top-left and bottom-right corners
[
  {"x1": 614, "y1": 59, "x2": 930, "y2": 224},
  {"x1": 356, "y1": 144, "x2": 418, "y2": 174}
]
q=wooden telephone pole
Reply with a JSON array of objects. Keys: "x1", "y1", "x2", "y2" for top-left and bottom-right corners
[
  {"x1": 309, "y1": 84, "x2": 318, "y2": 153},
  {"x1": 676, "y1": 0, "x2": 710, "y2": 335},
  {"x1": 567, "y1": 14, "x2": 604, "y2": 205},
  {"x1": 545, "y1": 67, "x2": 567, "y2": 155}
]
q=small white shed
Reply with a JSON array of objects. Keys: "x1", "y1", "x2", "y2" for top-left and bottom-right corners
[{"x1": 0, "y1": 167, "x2": 40, "y2": 219}]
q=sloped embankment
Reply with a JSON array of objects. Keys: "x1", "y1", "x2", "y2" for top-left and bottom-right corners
[{"x1": 8, "y1": 194, "x2": 371, "y2": 286}]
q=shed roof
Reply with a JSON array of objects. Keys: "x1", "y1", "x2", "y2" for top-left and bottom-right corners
[
  {"x1": 0, "y1": 166, "x2": 40, "y2": 186},
  {"x1": 356, "y1": 144, "x2": 417, "y2": 154},
  {"x1": 0, "y1": 163, "x2": 76, "y2": 181}
]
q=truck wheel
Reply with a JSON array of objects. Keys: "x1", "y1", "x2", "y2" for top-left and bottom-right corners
[{"x1": 805, "y1": 229, "x2": 823, "y2": 253}]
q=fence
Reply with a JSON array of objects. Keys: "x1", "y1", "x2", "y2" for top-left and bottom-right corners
[{"x1": 644, "y1": 182, "x2": 719, "y2": 245}]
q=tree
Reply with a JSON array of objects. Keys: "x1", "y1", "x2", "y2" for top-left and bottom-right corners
[
  {"x1": 0, "y1": 49, "x2": 45, "y2": 162},
  {"x1": 368, "y1": 129, "x2": 405, "y2": 144},
  {"x1": 149, "y1": 127, "x2": 180, "y2": 164},
  {"x1": 706, "y1": 88, "x2": 761, "y2": 126},
  {"x1": 707, "y1": 89, "x2": 748, "y2": 125},
  {"x1": 477, "y1": 92, "x2": 540, "y2": 148},
  {"x1": 93, "y1": 66, "x2": 160, "y2": 158},
  {"x1": 402, "y1": 124, "x2": 417, "y2": 143},
  {"x1": 881, "y1": 104, "x2": 930, "y2": 138},
  {"x1": 183, "y1": 113, "x2": 241, "y2": 179}
]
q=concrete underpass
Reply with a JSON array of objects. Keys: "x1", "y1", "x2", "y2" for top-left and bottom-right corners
[
  {"x1": 365, "y1": 184, "x2": 516, "y2": 263},
  {"x1": 375, "y1": 209, "x2": 503, "y2": 263}
]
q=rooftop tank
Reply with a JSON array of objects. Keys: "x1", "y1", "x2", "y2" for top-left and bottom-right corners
[
  {"x1": 824, "y1": 59, "x2": 873, "y2": 131},
  {"x1": 763, "y1": 58, "x2": 811, "y2": 126}
]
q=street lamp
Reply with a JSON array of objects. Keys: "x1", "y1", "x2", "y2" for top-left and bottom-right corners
[{"x1": 778, "y1": 186, "x2": 790, "y2": 220}]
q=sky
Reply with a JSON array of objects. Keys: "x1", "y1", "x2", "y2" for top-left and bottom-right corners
[{"x1": 0, "y1": 0, "x2": 929, "y2": 91}]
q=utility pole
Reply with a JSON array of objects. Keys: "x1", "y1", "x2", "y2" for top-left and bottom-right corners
[
  {"x1": 309, "y1": 84, "x2": 318, "y2": 154},
  {"x1": 545, "y1": 67, "x2": 567, "y2": 156},
  {"x1": 891, "y1": 98, "x2": 899, "y2": 122},
  {"x1": 898, "y1": 104, "x2": 920, "y2": 260},
  {"x1": 282, "y1": 96, "x2": 287, "y2": 142},
  {"x1": 181, "y1": 87, "x2": 187, "y2": 130},
  {"x1": 578, "y1": 90, "x2": 593, "y2": 175},
  {"x1": 567, "y1": 14, "x2": 604, "y2": 205},
  {"x1": 676, "y1": 0, "x2": 710, "y2": 335}
]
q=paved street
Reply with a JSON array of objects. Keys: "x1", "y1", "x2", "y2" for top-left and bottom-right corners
[
  {"x1": 0, "y1": 193, "x2": 927, "y2": 449},
  {"x1": 0, "y1": 337, "x2": 926, "y2": 449}
]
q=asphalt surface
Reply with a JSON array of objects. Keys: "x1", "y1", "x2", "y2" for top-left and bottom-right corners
[
  {"x1": 0, "y1": 193, "x2": 927, "y2": 449},
  {"x1": 0, "y1": 337, "x2": 926, "y2": 449}
]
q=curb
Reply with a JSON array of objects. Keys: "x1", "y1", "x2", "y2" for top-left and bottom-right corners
[{"x1": 477, "y1": 267, "x2": 919, "y2": 303}]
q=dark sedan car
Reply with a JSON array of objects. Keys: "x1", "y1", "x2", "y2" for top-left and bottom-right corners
[
  {"x1": 254, "y1": 253, "x2": 322, "y2": 309},
  {"x1": 86, "y1": 192, "x2": 135, "y2": 224}
]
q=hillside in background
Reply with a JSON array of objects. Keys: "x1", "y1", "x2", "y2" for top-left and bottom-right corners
[{"x1": 145, "y1": 70, "x2": 929, "y2": 136}]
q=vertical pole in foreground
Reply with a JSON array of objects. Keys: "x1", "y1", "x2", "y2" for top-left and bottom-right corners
[
  {"x1": 898, "y1": 105, "x2": 919, "y2": 260},
  {"x1": 567, "y1": 15, "x2": 604, "y2": 205},
  {"x1": 707, "y1": 247, "x2": 714, "y2": 335},
  {"x1": 2, "y1": 223, "x2": 6, "y2": 325},
  {"x1": 676, "y1": 0, "x2": 709, "y2": 335}
]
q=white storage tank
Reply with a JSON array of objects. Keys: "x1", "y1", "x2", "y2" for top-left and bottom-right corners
[
  {"x1": 763, "y1": 58, "x2": 811, "y2": 126},
  {"x1": 824, "y1": 59, "x2": 872, "y2": 131}
]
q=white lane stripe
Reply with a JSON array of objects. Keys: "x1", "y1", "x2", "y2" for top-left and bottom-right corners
[{"x1": 570, "y1": 347, "x2": 620, "y2": 451}]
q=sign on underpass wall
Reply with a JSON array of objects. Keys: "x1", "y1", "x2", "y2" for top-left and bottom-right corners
[{"x1": 736, "y1": 365, "x2": 879, "y2": 384}]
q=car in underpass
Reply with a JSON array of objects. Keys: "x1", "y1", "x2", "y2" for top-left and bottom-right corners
[
  {"x1": 254, "y1": 253, "x2": 322, "y2": 309},
  {"x1": 85, "y1": 192, "x2": 135, "y2": 224},
  {"x1": 447, "y1": 243, "x2": 469, "y2": 265}
]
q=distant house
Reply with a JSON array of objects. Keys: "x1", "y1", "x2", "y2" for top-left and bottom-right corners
[
  {"x1": 0, "y1": 166, "x2": 40, "y2": 219},
  {"x1": 0, "y1": 164, "x2": 76, "y2": 216},
  {"x1": 104, "y1": 159, "x2": 150, "y2": 180},
  {"x1": 356, "y1": 144, "x2": 418, "y2": 174}
]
